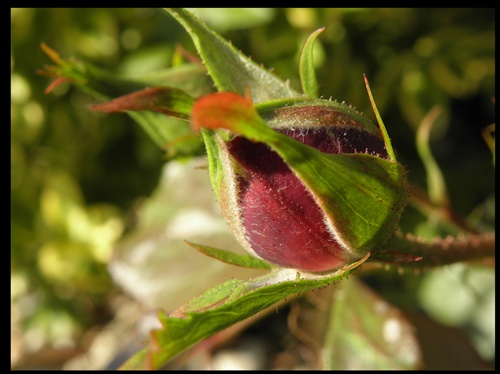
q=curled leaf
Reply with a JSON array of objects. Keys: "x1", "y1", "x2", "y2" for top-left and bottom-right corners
[
  {"x1": 299, "y1": 27, "x2": 325, "y2": 98},
  {"x1": 120, "y1": 254, "x2": 370, "y2": 369},
  {"x1": 416, "y1": 106, "x2": 449, "y2": 207}
]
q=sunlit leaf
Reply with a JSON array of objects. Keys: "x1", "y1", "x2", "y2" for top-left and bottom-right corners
[
  {"x1": 164, "y1": 8, "x2": 300, "y2": 103},
  {"x1": 120, "y1": 254, "x2": 369, "y2": 369},
  {"x1": 321, "y1": 278, "x2": 421, "y2": 369}
]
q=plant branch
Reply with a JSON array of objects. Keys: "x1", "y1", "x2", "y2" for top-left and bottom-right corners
[{"x1": 373, "y1": 231, "x2": 495, "y2": 267}]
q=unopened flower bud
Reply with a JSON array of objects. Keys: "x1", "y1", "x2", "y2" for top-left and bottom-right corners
[{"x1": 192, "y1": 94, "x2": 408, "y2": 272}]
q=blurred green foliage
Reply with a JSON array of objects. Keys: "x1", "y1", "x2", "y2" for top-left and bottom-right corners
[{"x1": 11, "y1": 8, "x2": 494, "y2": 369}]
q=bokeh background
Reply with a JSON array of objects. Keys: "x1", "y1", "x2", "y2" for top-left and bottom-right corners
[{"x1": 11, "y1": 8, "x2": 494, "y2": 369}]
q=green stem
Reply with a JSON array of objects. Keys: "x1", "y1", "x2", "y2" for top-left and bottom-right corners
[{"x1": 377, "y1": 231, "x2": 495, "y2": 267}]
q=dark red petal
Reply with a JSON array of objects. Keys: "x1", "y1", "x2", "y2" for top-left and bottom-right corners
[
  {"x1": 229, "y1": 138, "x2": 345, "y2": 271},
  {"x1": 228, "y1": 127, "x2": 387, "y2": 272}
]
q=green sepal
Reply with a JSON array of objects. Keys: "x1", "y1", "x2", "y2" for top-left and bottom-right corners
[
  {"x1": 185, "y1": 241, "x2": 273, "y2": 269},
  {"x1": 364, "y1": 75, "x2": 397, "y2": 161},
  {"x1": 256, "y1": 97, "x2": 382, "y2": 136},
  {"x1": 91, "y1": 86, "x2": 195, "y2": 120}
]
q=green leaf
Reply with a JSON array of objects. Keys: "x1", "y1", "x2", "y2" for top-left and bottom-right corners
[
  {"x1": 185, "y1": 241, "x2": 273, "y2": 269},
  {"x1": 323, "y1": 278, "x2": 421, "y2": 369},
  {"x1": 286, "y1": 278, "x2": 421, "y2": 369},
  {"x1": 174, "y1": 278, "x2": 244, "y2": 316},
  {"x1": 164, "y1": 8, "x2": 301, "y2": 103},
  {"x1": 415, "y1": 106, "x2": 450, "y2": 207},
  {"x1": 120, "y1": 254, "x2": 370, "y2": 370},
  {"x1": 299, "y1": 27, "x2": 324, "y2": 98},
  {"x1": 118, "y1": 348, "x2": 149, "y2": 371}
]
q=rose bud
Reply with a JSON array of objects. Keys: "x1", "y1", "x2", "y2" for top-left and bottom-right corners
[{"x1": 191, "y1": 92, "x2": 408, "y2": 273}]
